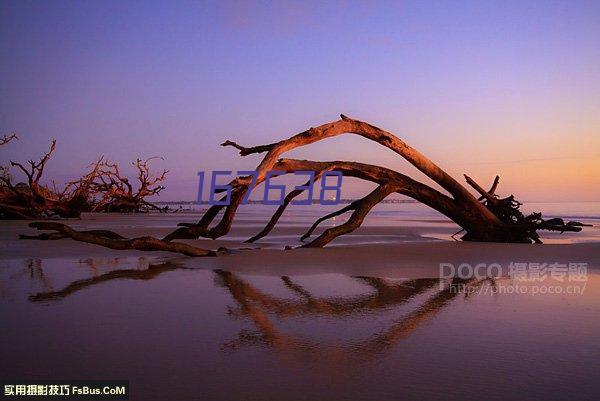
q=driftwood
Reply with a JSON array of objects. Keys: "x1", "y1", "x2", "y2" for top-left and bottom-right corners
[
  {"x1": 1, "y1": 138, "x2": 95, "y2": 218},
  {"x1": 27, "y1": 222, "x2": 215, "y2": 257},
  {"x1": 18, "y1": 115, "x2": 588, "y2": 254},
  {"x1": 163, "y1": 115, "x2": 586, "y2": 246},
  {"x1": 1, "y1": 135, "x2": 169, "y2": 219},
  {"x1": 86, "y1": 157, "x2": 169, "y2": 213}
]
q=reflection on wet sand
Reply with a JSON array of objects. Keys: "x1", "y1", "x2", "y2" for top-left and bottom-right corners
[
  {"x1": 17, "y1": 259, "x2": 54, "y2": 292},
  {"x1": 0, "y1": 258, "x2": 53, "y2": 298},
  {"x1": 215, "y1": 271, "x2": 492, "y2": 361},
  {"x1": 29, "y1": 261, "x2": 187, "y2": 301},
  {"x1": 28, "y1": 261, "x2": 493, "y2": 362}
]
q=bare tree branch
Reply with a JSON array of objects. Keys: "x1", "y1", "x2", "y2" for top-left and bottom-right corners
[{"x1": 28, "y1": 222, "x2": 215, "y2": 257}]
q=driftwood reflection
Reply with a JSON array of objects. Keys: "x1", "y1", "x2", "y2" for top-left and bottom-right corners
[
  {"x1": 29, "y1": 261, "x2": 186, "y2": 301},
  {"x1": 14, "y1": 259, "x2": 54, "y2": 292},
  {"x1": 1, "y1": 259, "x2": 54, "y2": 298},
  {"x1": 215, "y1": 271, "x2": 492, "y2": 360},
  {"x1": 217, "y1": 271, "x2": 441, "y2": 317},
  {"x1": 27, "y1": 263, "x2": 492, "y2": 361}
]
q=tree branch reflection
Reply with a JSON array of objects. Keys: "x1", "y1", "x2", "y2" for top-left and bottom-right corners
[
  {"x1": 215, "y1": 271, "x2": 492, "y2": 361},
  {"x1": 29, "y1": 261, "x2": 186, "y2": 301},
  {"x1": 27, "y1": 262, "x2": 493, "y2": 362}
]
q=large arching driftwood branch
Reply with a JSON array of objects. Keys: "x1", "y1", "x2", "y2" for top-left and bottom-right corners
[
  {"x1": 164, "y1": 115, "x2": 503, "y2": 242},
  {"x1": 164, "y1": 114, "x2": 586, "y2": 245}
]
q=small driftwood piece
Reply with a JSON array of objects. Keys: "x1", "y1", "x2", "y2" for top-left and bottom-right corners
[{"x1": 27, "y1": 222, "x2": 215, "y2": 257}]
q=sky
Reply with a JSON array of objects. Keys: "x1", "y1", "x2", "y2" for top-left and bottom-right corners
[{"x1": 1, "y1": 0, "x2": 599, "y2": 202}]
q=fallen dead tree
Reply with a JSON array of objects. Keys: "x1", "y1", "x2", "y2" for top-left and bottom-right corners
[
  {"x1": 1, "y1": 134, "x2": 169, "y2": 218},
  {"x1": 1, "y1": 136, "x2": 94, "y2": 218},
  {"x1": 86, "y1": 157, "x2": 169, "y2": 213},
  {"x1": 163, "y1": 115, "x2": 587, "y2": 245},
  {"x1": 20, "y1": 115, "x2": 588, "y2": 255}
]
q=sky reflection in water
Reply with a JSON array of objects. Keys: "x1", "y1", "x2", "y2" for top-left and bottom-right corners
[{"x1": 1, "y1": 256, "x2": 599, "y2": 401}]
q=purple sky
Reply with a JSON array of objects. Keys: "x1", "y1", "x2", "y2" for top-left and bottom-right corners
[{"x1": 1, "y1": 0, "x2": 599, "y2": 201}]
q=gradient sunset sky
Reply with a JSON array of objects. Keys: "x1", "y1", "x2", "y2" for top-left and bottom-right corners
[{"x1": 1, "y1": 0, "x2": 599, "y2": 201}]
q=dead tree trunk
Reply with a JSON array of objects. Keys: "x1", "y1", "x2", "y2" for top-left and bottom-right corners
[{"x1": 165, "y1": 115, "x2": 585, "y2": 246}]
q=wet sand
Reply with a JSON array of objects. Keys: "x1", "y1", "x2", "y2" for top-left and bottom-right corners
[
  {"x1": 1, "y1": 211, "x2": 599, "y2": 401},
  {"x1": 2, "y1": 212, "x2": 599, "y2": 276}
]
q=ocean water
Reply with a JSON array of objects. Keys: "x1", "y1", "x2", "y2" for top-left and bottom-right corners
[
  {"x1": 166, "y1": 200, "x2": 600, "y2": 223},
  {"x1": 163, "y1": 201, "x2": 600, "y2": 243}
]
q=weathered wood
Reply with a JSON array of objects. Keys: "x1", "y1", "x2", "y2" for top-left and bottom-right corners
[
  {"x1": 169, "y1": 115, "x2": 586, "y2": 245},
  {"x1": 1, "y1": 139, "x2": 95, "y2": 218},
  {"x1": 204, "y1": 115, "x2": 500, "y2": 237},
  {"x1": 246, "y1": 173, "x2": 325, "y2": 243},
  {"x1": 1, "y1": 136, "x2": 169, "y2": 218},
  {"x1": 28, "y1": 222, "x2": 215, "y2": 257},
  {"x1": 88, "y1": 157, "x2": 169, "y2": 213},
  {"x1": 301, "y1": 184, "x2": 397, "y2": 247}
]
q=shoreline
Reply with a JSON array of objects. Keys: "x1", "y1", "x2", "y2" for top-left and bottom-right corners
[{"x1": 1, "y1": 213, "x2": 598, "y2": 279}]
